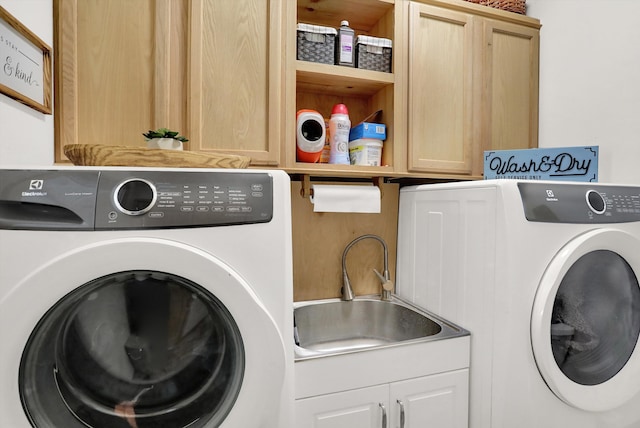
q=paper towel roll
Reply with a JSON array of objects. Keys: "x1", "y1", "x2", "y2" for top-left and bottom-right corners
[{"x1": 310, "y1": 184, "x2": 381, "y2": 213}]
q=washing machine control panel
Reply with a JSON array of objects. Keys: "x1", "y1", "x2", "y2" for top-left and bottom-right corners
[
  {"x1": 0, "y1": 169, "x2": 275, "y2": 230},
  {"x1": 519, "y1": 182, "x2": 640, "y2": 223},
  {"x1": 96, "y1": 171, "x2": 273, "y2": 229},
  {"x1": 0, "y1": 169, "x2": 100, "y2": 230}
]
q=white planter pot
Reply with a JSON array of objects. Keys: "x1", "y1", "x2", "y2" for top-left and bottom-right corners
[{"x1": 146, "y1": 138, "x2": 183, "y2": 151}]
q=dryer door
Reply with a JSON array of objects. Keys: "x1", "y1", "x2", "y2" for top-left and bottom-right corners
[
  {"x1": 531, "y1": 228, "x2": 640, "y2": 412},
  {"x1": 2, "y1": 238, "x2": 287, "y2": 428}
]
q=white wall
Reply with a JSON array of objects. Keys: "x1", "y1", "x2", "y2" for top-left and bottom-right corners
[
  {"x1": 0, "y1": 0, "x2": 53, "y2": 166},
  {"x1": 527, "y1": 0, "x2": 640, "y2": 183}
]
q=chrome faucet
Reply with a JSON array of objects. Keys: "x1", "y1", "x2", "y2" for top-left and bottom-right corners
[{"x1": 341, "y1": 234, "x2": 394, "y2": 301}]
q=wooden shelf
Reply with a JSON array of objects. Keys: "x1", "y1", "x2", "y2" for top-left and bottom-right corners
[
  {"x1": 290, "y1": 0, "x2": 398, "y2": 174},
  {"x1": 286, "y1": 162, "x2": 394, "y2": 178},
  {"x1": 297, "y1": 0, "x2": 394, "y2": 32},
  {"x1": 296, "y1": 60, "x2": 394, "y2": 97},
  {"x1": 284, "y1": 164, "x2": 483, "y2": 181}
]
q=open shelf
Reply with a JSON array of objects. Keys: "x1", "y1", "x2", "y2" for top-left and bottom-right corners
[
  {"x1": 297, "y1": 0, "x2": 395, "y2": 33},
  {"x1": 296, "y1": 61, "x2": 394, "y2": 97},
  {"x1": 290, "y1": 0, "x2": 398, "y2": 174},
  {"x1": 286, "y1": 163, "x2": 396, "y2": 179}
]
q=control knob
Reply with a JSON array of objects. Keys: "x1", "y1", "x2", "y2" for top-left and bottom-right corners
[
  {"x1": 113, "y1": 178, "x2": 157, "y2": 216},
  {"x1": 586, "y1": 189, "x2": 606, "y2": 215}
]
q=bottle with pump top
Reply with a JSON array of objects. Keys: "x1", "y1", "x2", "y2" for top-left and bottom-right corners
[{"x1": 328, "y1": 103, "x2": 351, "y2": 165}]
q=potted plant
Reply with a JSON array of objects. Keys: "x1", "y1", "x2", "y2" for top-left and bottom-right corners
[{"x1": 143, "y1": 128, "x2": 189, "y2": 151}]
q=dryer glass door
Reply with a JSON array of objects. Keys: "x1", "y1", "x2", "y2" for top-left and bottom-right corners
[
  {"x1": 550, "y1": 250, "x2": 640, "y2": 384},
  {"x1": 532, "y1": 229, "x2": 640, "y2": 412},
  {"x1": 20, "y1": 270, "x2": 244, "y2": 428}
]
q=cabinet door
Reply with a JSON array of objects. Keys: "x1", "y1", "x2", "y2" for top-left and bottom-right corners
[
  {"x1": 480, "y1": 18, "x2": 539, "y2": 153},
  {"x1": 295, "y1": 384, "x2": 389, "y2": 428},
  {"x1": 54, "y1": 0, "x2": 185, "y2": 162},
  {"x1": 189, "y1": 0, "x2": 283, "y2": 166},
  {"x1": 54, "y1": 0, "x2": 283, "y2": 166},
  {"x1": 390, "y1": 369, "x2": 469, "y2": 428},
  {"x1": 407, "y1": 2, "x2": 474, "y2": 175}
]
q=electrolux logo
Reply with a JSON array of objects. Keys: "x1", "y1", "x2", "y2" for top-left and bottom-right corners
[
  {"x1": 22, "y1": 179, "x2": 47, "y2": 197},
  {"x1": 545, "y1": 189, "x2": 558, "y2": 202}
]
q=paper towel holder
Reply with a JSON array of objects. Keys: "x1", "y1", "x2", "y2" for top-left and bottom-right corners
[{"x1": 299, "y1": 175, "x2": 385, "y2": 199}]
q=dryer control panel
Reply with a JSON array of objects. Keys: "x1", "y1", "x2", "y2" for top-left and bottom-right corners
[
  {"x1": 0, "y1": 169, "x2": 274, "y2": 230},
  {"x1": 518, "y1": 182, "x2": 640, "y2": 223}
]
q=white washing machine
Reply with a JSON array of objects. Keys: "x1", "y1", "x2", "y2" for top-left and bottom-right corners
[
  {"x1": 0, "y1": 167, "x2": 294, "y2": 428},
  {"x1": 397, "y1": 180, "x2": 640, "y2": 428}
]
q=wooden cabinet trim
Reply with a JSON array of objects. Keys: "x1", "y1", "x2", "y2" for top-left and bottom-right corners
[{"x1": 53, "y1": 0, "x2": 78, "y2": 162}]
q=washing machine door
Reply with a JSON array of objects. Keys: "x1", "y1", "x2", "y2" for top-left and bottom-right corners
[
  {"x1": 2, "y1": 238, "x2": 287, "y2": 428},
  {"x1": 531, "y1": 228, "x2": 640, "y2": 412}
]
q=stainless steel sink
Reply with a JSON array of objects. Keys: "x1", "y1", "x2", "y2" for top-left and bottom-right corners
[{"x1": 293, "y1": 295, "x2": 468, "y2": 359}]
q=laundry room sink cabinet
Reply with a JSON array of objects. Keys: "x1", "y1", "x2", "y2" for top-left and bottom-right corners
[
  {"x1": 296, "y1": 370, "x2": 469, "y2": 428},
  {"x1": 294, "y1": 326, "x2": 470, "y2": 428}
]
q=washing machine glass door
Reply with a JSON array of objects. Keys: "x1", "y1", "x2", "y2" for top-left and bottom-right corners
[
  {"x1": 532, "y1": 228, "x2": 640, "y2": 412},
  {"x1": 10, "y1": 238, "x2": 287, "y2": 428},
  {"x1": 21, "y1": 271, "x2": 243, "y2": 428}
]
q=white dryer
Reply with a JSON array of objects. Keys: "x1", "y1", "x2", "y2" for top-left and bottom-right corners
[
  {"x1": 397, "y1": 180, "x2": 640, "y2": 428},
  {"x1": 0, "y1": 167, "x2": 293, "y2": 428}
]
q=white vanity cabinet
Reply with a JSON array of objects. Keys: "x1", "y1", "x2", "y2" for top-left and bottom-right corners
[
  {"x1": 295, "y1": 384, "x2": 389, "y2": 428},
  {"x1": 294, "y1": 335, "x2": 470, "y2": 428},
  {"x1": 295, "y1": 369, "x2": 468, "y2": 428},
  {"x1": 296, "y1": 369, "x2": 468, "y2": 427},
  {"x1": 390, "y1": 370, "x2": 469, "y2": 428}
]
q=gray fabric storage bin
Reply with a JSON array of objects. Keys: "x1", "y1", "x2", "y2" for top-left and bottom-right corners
[
  {"x1": 355, "y1": 35, "x2": 393, "y2": 73},
  {"x1": 297, "y1": 24, "x2": 337, "y2": 65}
]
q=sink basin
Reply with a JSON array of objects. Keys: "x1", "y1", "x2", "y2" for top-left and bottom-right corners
[{"x1": 293, "y1": 295, "x2": 468, "y2": 359}]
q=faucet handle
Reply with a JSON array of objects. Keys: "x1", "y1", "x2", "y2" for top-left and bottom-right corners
[
  {"x1": 373, "y1": 268, "x2": 385, "y2": 282},
  {"x1": 373, "y1": 269, "x2": 394, "y2": 292}
]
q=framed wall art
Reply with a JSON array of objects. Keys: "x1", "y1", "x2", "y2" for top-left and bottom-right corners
[{"x1": 0, "y1": 5, "x2": 52, "y2": 114}]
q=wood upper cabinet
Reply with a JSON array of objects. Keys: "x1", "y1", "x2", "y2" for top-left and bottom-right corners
[
  {"x1": 54, "y1": 0, "x2": 168, "y2": 161},
  {"x1": 407, "y1": 2, "x2": 474, "y2": 175},
  {"x1": 284, "y1": 0, "x2": 400, "y2": 177},
  {"x1": 54, "y1": 0, "x2": 283, "y2": 166},
  {"x1": 478, "y1": 18, "x2": 539, "y2": 155},
  {"x1": 54, "y1": 0, "x2": 538, "y2": 177},
  {"x1": 405, "y1": 0, "x2": 540, "y2": 178},
  {"x1": 188, "y1": 0, "x2": 283, "y2": 165}
]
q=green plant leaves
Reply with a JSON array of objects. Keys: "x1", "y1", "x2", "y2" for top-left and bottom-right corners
[{"x1": 142, "y1": 128, "x2": 189, "y2": 142}]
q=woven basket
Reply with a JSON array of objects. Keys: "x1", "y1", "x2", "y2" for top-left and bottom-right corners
[
  {"x1": 465, "y1": 0, "x2": 526, "y2": 14},
  {"x1": 297, "y1": 24, "x2": 337, "y2": 65}
]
